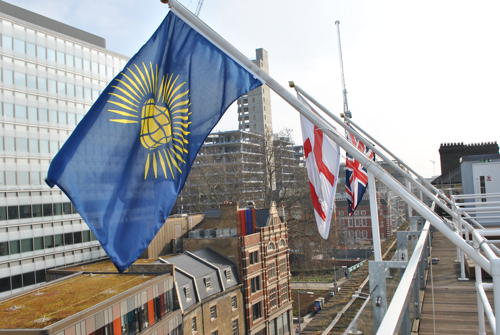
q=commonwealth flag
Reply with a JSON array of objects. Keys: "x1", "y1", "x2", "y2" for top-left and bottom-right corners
[{"x1": 46, "y1": 12, "x2": 262, "y2": 272}]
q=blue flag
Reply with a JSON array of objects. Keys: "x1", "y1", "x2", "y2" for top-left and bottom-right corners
[{"x1": 46, "y1": 12, "x2": 262, "y2": 272}]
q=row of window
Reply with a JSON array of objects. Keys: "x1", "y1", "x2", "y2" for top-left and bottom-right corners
[
  {"x1": 1, "y1": 102, "x2": 84, "y2": 126},
  {"x1": 1, "y1": 34, "x2": 120, "y2": 78},
  {"x1": 0, "y1": 268, "x2": 45, "y2": 293},
  {"x1": 2, "y1": 135, "x2": 64, "y2": 155},
  {"x1": 121, "y1": 289, "x2": 177, "y2": 335},
  {"x1": 0, "y1": 247, "x2": 103, "y2": 295},
  {"x1": 1, "y1": 68, "x2": 102, "y2": 102},
  {"x1": 0, "y1": 201, "x2": 76, "y2": 220},
  {"x1": 0, "y1": 170, "x2": 44, "y2": 186},
  {"x1": 0, "y1": 229, "x2": 96, "y2": 256}
]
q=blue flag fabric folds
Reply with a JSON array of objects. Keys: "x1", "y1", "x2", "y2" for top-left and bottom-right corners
[{"x1": 46, "y1": 12, "x2": 262, "y2": 272}]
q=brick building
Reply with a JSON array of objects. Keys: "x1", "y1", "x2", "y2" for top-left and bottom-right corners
[
  {"x1": 163, "y1": 249, "x2": 245, "y2": 335},
  {"x1": 334, "y1": 197, "x2": 391, "y2": 247},
  {"x1": 183, "y1": 202, "x2": 293, "y2": 335}
]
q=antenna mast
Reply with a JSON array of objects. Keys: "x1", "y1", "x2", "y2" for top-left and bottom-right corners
[{"x1": 335, "y1": 20, "x2": 351, "y2": 119}]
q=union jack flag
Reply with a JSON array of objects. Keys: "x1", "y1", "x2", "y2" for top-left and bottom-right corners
[{"x1": 345, "y1": 131, "x2": 375, "y2": 216}]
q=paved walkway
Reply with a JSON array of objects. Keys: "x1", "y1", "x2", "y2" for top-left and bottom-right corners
[{"x1": 419, "y1": 231, "x2": 492, "y2": 334}]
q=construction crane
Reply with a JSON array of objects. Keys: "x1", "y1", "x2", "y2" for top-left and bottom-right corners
[{"x1": 194, "y1": 0, "x2": 204, "y2": 16}]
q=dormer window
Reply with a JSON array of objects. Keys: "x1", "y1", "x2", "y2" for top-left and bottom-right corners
[
  {"x1": 224, "y1": 269, "x2": 232, "y2": 281},
  {"x1": 204, "y1": 276, "x2": 212, "y2": 289}
]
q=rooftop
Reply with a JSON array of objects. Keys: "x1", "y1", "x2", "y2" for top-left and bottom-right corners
[
  {"x1": 0, "y1": 0, "x2": 106, "y2": 48},
  {"x1": 60, "y1": 258, "x2": 158, "y2": 273},
  {"x1": 0, "y1": 273, "x2": 154, "y2": 329}
]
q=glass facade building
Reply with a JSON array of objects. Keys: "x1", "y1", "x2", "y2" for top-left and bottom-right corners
[{"x1": 0, "y1": 0, "x2": 128, "y2": 298}]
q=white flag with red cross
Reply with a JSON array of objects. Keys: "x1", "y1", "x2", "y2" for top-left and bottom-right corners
[{"x1": 299, "y1": 97, "x2": 341, "y2": 239}]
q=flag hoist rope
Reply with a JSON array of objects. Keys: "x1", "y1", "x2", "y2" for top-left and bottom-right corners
[{"x1": 161, "y1": 0, "x2": 491, "y2": 273}]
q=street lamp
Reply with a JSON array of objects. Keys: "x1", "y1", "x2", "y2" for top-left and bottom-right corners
[{"x1": 297, "y1": 290, "x2": 314, "y2": 334}]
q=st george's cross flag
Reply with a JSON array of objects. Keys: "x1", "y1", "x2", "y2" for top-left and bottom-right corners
[
  {"x1": 345, "y1": 130, "x2": 375, "y2": 215},
  {"x1": 45, "y1": 12, "x2": 262, "y2": 272},
  {"x1": 299, "y1": 96, "x2": 341, "y2": 239}
]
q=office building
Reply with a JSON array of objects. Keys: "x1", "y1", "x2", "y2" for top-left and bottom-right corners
[
  {"x1": 0, "y1": 262, "x2": 182, "y2": 334},
  {"x1": 0, "y1": 1, "x2": 128, "y2": 298}
]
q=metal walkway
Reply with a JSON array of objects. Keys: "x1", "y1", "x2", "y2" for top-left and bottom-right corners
[{"x1": 419, "y1": 231, "x2": 493, "y2": 334}]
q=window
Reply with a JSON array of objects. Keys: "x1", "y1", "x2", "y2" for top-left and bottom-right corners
[
  {"x1": 268, "y1": 263, "x2": 276, "y2": 278},
  {"x1": 231, "y1": 295, "x2": 237, "y2": 310},
  {"x1": 8, "y1": 206, "x2": 19, "y2": 219},
  {"x1": 224, "y1": 269, "x2": 232, "y2": 281},
  {"x1": 250, "y1": 276, "x2": 261, "y2": 293},
  {"x1": 54, "y1": 234, "x2": 63, "y2": 247},
  {"x1": 231, "y1": 319, "x2": 239, "y2": 335},
  {"x1": 37, "y1": 45, "x2": 46, "y2": 59},
  {"x1": 43, "y1": 203, "x2": 53, "y2": 216},
  {"x1": 28, "y1": 107, "x2": 37, "y2": 121},
  {"x1": 44, "y1": 235, "x2": 54, "y2": 248},
  {"x1": 32, "y1": 204, "x2": 42, "y2": 217},
  {"x1": 64, "y1": 232, "x2": 73, "y2": 245},
  {"x1": 211, "y1": 331, "x2": 218, "y2": 335},
  {"x1": 252, "y1": 302, "x2": 262, "y2": 320},
  {"x1": 3, "y1": 69, "x2": 13, "y2": 86},
  {"x1": 20, "y1": 238, "x2": 33, "y2": 252},
  {"x1": 14, "y1": 72, "x2": 25, "y2": 87},
  {"x1": 74, "y1": 231, "x2": 82, "y2": 244},
  {"x1": 27, "y1": 75, "x2": 37, "y2": 89},
  {"x1": 268, "y1": 242, "x2": 275, "y2": 251},
  {"x1": 183, "y1": 286, "x2": 191, "y2": 300},
  {"x1": 2, "y1": 35, "x2": 12, "y2": 50},
  {"x1": 278, "y1": 258, "x2": 287, "y2": 274},
  {"x1": 191, "y1": 316, "x2": 197, "y2": 331},
  {"x1": 0, "y1": 241, "x2": 9, "y2": 256},
  {"x1": 34, "y1": 237, "x2": 44, "y2": 250},
  {"x1": 13, "y1": 38, "x2": 24, "y2": 53},
  {"x1": 9, "y1": 240, "x2": 20, "y2": 254},
  {"x1": 249, "y1": 251, "x2": 259, "y2": 264},
  {"x1": 210, "y1": 305, "x2": 217, "y2": 320},
  {"x1": 19, "y1": 204, "x2": 31, "y2": 218},
  {"x1": 279, "y1": 239, "x2": 286, "y2": 247},
  {"x1": 280, "y1": 287, "x2": 289, "y2": 303},
  {"x1": 269, "y1": 287, "x2": 278, "y2": 308},
  {"x1": 204, "y1": 276, "x2": 212, "y2": 289},
  {"x1": 56, "y1": 51, "x2": 65, "y2": 65}
]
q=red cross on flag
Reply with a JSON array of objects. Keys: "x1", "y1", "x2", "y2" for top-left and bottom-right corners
[{"x1": 299, "y1": 108, "x2": 341, "y2": 239}]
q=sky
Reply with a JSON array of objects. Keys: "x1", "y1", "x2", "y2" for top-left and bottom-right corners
[{"x1": 7, "y1": 0, "x2": 500, "y2": 178}]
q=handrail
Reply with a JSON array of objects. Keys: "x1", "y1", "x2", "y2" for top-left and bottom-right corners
[
  {"x1": 376, "y1": 220, "x2": 431, "y2": 334},
  {"x1": 452, "y1": 193, "x2": 500, "y2": 199}
]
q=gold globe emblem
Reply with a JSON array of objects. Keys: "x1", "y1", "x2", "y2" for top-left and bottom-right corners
[
  {"x1": 107, "y1": 63, "x2": 191, "y2": 180},
  {"x1": 140, "y1": 98, "x2": 172, "y2": 150}
]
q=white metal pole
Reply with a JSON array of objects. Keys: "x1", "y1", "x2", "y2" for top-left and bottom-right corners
[
  {"x1": 406, "y1": 179, "x2": 413, "y2": 220},
  {"x1": 476, "y1": 264, "x2": 487, "y2": 335},
  {"x1": 368, "y1": 171, "x2": 383, "y2": 261},
  {"x1": 163, "y1": 0, "x2": 491, "y2": 273},
  {"x1": 492, "y1": 258, "x2": 500, "y2": 334}
]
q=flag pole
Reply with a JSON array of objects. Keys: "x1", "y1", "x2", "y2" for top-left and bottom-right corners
[
  {"x1": 161, "y1": 0, "x2": 491, "y2": 272},
  {"x1": 292, "y1": 84, "x2": 463, "y2": 224},
  {"x1": 335, "y1": 20, "x2": 382, "y2": 261}
]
